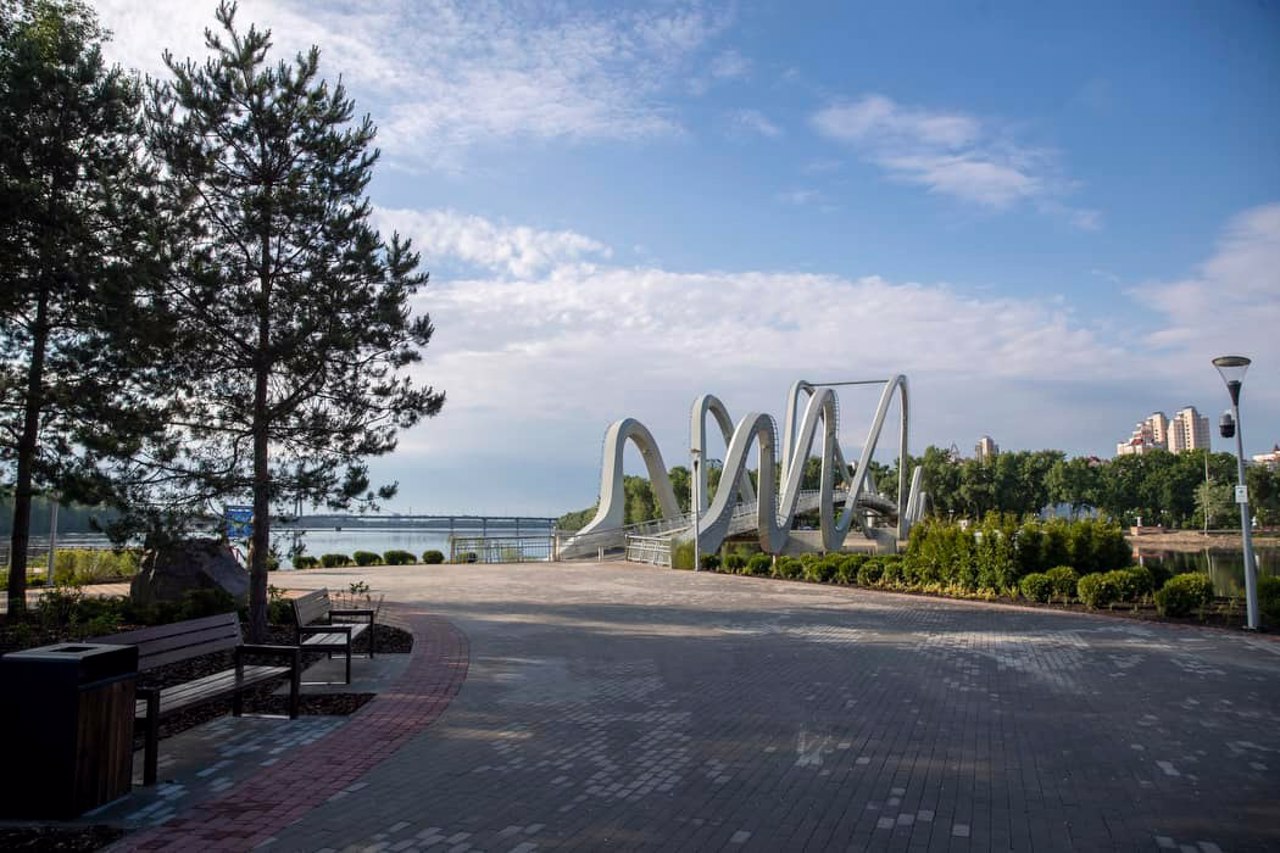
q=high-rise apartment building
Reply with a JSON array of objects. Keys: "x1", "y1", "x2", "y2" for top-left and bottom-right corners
[
  {"x1": 975, "y1": 435, "x2": 999, "y2": 462},
  {"x1": 1116, "y1": 407, "x2": 1210, "y2": 456},
  {"x1": 1169, "y1": 406, "x2": 1210, "y2": 453}
]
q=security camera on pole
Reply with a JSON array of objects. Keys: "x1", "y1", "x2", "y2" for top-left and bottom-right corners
[{"x1": 1212, "y1": 355, "x2": 1260, "y2": 631}]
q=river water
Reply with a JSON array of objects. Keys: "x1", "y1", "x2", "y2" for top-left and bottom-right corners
[{"x1": 1136, "y1": 546, "x2": 1280, "y2": 597}]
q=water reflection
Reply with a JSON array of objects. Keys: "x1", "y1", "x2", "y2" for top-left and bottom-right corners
[{"x1": 1136, "y1": 547, "x2": 1280, "y2": 597}]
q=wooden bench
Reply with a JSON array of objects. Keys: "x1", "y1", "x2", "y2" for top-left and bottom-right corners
[
  {"x1": 93, "y1": 612, "x2": 301, "y2": 785},
  {"x1": 291, "y1": 588, "x2": 376, "y2": 685}
]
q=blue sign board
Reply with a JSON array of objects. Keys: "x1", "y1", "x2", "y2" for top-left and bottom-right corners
[{"x1": 225, "y1": 505, "x2": 254, "y2": 539}]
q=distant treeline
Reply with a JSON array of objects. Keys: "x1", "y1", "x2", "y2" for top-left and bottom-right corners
[
  {"x1": 557, "y1": 447, "x2": 1280, "y2": 532},
  {"x1": 0, "y1": 495, "x2": 117, "y2": 536}
]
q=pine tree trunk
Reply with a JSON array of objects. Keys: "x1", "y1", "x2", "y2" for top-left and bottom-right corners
[
  {"x1": 6, "y1": 288, "x2": 50, "y2": 615},
  {"x1": 248, "y1": 357, "x2": 270, "y2": 643}
]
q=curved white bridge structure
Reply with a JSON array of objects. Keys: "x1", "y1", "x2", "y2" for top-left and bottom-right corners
[{"x1": 561, "y1": 377, "x2": 926, "y2": 559}]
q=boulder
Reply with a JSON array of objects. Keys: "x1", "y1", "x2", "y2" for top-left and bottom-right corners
[{"x1": 131, "y1": 538, "x2": 249, "y2": 608}]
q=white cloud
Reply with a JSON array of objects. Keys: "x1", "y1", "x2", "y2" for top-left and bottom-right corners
[
  {"x1": 709, "y1": 49, "x2": 750, "y2": 80},
  {"x1": 1130, "y1": 203, "x2": 1280, "y2": 380},
  {"x1": 727, "y1": 108, "x2": 782, "y2": 139},
  {"x1": 811, "y1": 93, "x2": 1091, "y2": 220},
  {"x1": 92, "y1": 0, "x2": 731, "y2": 170},
  {"x1": 374, "y1": 208, "x2": 610, "y2": 277}
]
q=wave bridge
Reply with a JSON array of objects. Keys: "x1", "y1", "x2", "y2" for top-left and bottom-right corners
[{"x1": 560, "y1": 377, "x2": 926, "y2": 561}]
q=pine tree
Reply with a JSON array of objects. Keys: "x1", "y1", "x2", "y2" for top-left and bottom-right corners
[
  {"x1": 0, "y1": 0, "x2": 169, "y2": 613},
  {"x1": 146, "y1": 3, "x2": 444, "y2": 640}
]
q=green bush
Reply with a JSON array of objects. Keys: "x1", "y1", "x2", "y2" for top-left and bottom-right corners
[
  {"x1": 700, "y1": 553, "x2": 720, "y2": 571},
  {"x1": 744, "y1": 554, "x2": 773, "y2": 577},
  {"x1": 1019, "y1": 573, "x2": 1052, "y2": 603},
  {"x1": 670, "y1": 540, "x2": 694, "y2": 570},
  {"x1": 835, "y1": 554, "x2": 865, "y2": 584},
  {"x1": 773, "y1": 556, "x2": 804, "y2": 580},
  {"x1": 319, "y1": 553, "x2": 350, "y2": 568},
  {"x1": 856, "y1": 559, "x2": 884, "y2": 587},
  {"x1": 422, "y1": 549, "x2": 445, "y2": 564},
  {"x1": 1045, "y1": 566, "x2": 1079, "y2": 602},
  {"x1": 880, "y1": 557, "x2": 904, "y2": 588},
  {"x1": 724, "y1": 553, "x2": 746, "y2": 572},
  {"x1": 1258, "y1": 576, "x2": 1280, "y2": 625},
  {"x1": 383, "y1": 550, "x2": 416, "y2": 565},
  {"x1": 293, "y1": 555, "x2": 318, "y2": 569},
  {"x1": 1076, "y1": 572, "x2": 1119, "y2": 610},
  {"x1": 804, "y1": 556, "x2": 838, "y2": 584},
  {"x1": 1123, "y1": 566, "x2": 1155, "y2": 600},
  {"x1": 352, "y1": 550, "x2": 382, "y2": 567},
  {"x1": 1154, "y1": 573, "x2": 1214, "y2": 618}
]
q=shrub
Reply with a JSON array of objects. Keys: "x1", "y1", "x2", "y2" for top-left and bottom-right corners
[
  {"x1": 1154, "y1": 573, "x2": 1214, "y2": 618},
  {"x1": 857, "y1": 559, "x2": 884, "y2": 587},
  {"x1": 293, "y1": 555, "x2": 318, "y2": 569},
  {"x1": 352, "y1": 550, "x2": 382, "y2": 567},
  {"x1": 773, "y1": 556, "x2": 804, "y2": 580},
  {"x1": 700, "y1": 553, "x2": 720, "y2": 571},
  {"x1": 880, "y1": 555, "x2": 905, "y2": 588},
  {"x1": 804, "y1": 556, "x2": 838, "y2": 584},
  {"x1": 180, "y1": 588, "x2": 237, "y2": 620},
  {"x1": 1076, "y1": 572, "x2": 1119, "y2": 610},
  {"x1": 319, "y1": 553, "x2": 350, "y2": 568},
  {"x1": 1045, "y1": 566, "x2": 1079, "y2": 603},
  {"x1": 744, "y1": 554, "x2": 772, "y2": 577},
  {"x1": 724, "y1": 553, "x2": 746, "y2": 572},
  {"x1": 1019, "y1": 573, "x2": 1052, "y2": 603},
  {"x1": 383, "y1": 549, "x2": 416, "y2": 566},
  {"x1": 422, "y1": 549, "x2": 445, "y2": 564},
  {"x1": 670, "y1": 540, "x2": 695, "y2": 570},
  {"x1": 1258, "y1": 576, "x2": 1280, "y2": 625},
  {"x1": 835, "y1": 554, "x2": 866, "y2": 584},
  {"x1": 1123, "y1": 566, "x2": 1155, "y2": 600}
]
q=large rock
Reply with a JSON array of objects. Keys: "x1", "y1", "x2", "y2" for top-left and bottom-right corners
[{"x1": 131, "y1": 538, "x2": 249, "y2": 607}]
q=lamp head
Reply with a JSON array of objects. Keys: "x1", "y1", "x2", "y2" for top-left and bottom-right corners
[{"x1": 1213, "y1": 355, "x2": 1251, "y2": 405}]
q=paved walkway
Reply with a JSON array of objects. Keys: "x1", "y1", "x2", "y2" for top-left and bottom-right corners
[{"x1": 106, "y1": 563, "x2": 1280, "y2": 851}]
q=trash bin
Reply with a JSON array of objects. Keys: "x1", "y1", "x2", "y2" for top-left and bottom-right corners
[{"x1": 0, "y1": 642, "x2": 138, "y2": 819}]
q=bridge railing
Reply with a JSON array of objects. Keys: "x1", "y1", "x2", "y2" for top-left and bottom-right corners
[
  {"x1": 449, "y1": 534, "x2": 556, "y2": 564},
  {"x1": 625, "y1": 535, "x2": 672, "y2": 567}
]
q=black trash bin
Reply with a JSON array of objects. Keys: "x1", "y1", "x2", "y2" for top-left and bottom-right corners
[{"x1": 0, "y1": 642, "x2": 138, "y2": 819}]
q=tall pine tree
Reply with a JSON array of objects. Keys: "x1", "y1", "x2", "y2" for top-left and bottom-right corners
[
  {"x1": 146, "y1": 3, "x2": 444, "y2": 640},
  {"x1": 0, "y1": 0, "x2": 170, "y2": 613}
]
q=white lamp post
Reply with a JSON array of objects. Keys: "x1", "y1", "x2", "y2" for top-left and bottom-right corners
[
  {"x1": 1212, "y1": 355, "x2": 1260, "y2": 630},
  {"x1": 691, "y1": 451, "x2": 701, "y2": 571}
]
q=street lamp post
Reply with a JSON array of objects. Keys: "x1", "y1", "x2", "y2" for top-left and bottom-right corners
[
  {"x1": 1213, "y1": 355, "x2": 1260, "y2": 630},
  {"x1": 690, "y1": 451, "x2": 701, "y2": 571}
]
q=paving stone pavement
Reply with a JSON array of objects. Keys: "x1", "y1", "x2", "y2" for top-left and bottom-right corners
[{"x1": 113, "y1": 563, "x2": 1280, "y2": 851}]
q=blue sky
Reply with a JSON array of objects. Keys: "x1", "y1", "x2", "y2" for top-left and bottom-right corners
[{"x1": 93, "y1": 1, "x2": 1280, "y2": 516}]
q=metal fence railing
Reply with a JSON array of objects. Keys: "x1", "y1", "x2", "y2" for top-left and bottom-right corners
[
  {"x1": 449, "y1": 535, "x2": 557, "y2": 564},
  {"x1": 625, "y1": 535, "x2": 672, "y2": 567}
]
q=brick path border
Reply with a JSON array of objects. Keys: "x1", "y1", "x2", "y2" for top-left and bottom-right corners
[{"x1": 114, "y1": 607, "x2": 469, "y2": 852}]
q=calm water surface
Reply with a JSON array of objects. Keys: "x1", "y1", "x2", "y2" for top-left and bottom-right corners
[{"x1": 1136, "y1": 547, "x2": 1280, "y2": 597}]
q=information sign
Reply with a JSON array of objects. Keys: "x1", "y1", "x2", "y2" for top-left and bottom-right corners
[{"x1": 225, "y1": 505, "x2": 254, "y2": 539}]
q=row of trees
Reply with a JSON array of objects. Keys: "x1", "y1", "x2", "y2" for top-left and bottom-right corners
[
  {"x1": 1, "y1": 1, "x2": 443, "y2": 637},
  {"x1": 558, "y1": 447, "x2": 1280, "y2": 532}
]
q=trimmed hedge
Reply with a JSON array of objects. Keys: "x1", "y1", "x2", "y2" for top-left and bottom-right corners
[
  {"x1": 743, "y1": 554, "x2": 772, "y2": 577},
  {"x1": 1154, "y1": 573, "x2": 1214, "y2": 618},
  {"x1": 422, "y1": 550, "x2": 445, "y2": 564},
  {"x1": 353, "y1": 550, "x2": 382, "y2": 567},
  {"x1": 1260, "y1": 576, "x2": 1280, "y2": 625},
  {"x1": 383, "y1": 549, "x2": 416, "y2": 565},
  {"x1": 293, "y1": 555, "x2": 318, "y2": 569},
  {"x1": 319, "y1": 553, "x2": 350, "y2": 568},
  {"x1": 1019, "y1": 573, "x2": 1052, "y2": 603},
  {"x1": 1077, "y1": 572, "x2": 1119, "y2": 610},
  {"x1": 1045, "y1": 566, "x2": 1079, "y2": 603}
]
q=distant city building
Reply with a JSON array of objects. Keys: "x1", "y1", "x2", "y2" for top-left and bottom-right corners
[
  {"x1": 1253, "y1": 445, "x2": 1280, "y2": 470},
  {"x1": 1169, "y1": 406, "x2": 1210, "y2": 453},
  {"x1": 1116, "y1": 407, "x2": 1210, "y2": 457},
  {"x1": 975, "y1": 435, "x2": 999, "y2": 462}
]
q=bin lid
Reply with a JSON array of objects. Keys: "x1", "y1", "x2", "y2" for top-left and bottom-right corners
[{"x1": 1, "y1": 642, "x2": 138, "y2": 683}]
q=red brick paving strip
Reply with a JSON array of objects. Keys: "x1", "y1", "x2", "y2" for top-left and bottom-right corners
[{"x1": 114, "y1": 608, "x2": 470, "y2": 852}]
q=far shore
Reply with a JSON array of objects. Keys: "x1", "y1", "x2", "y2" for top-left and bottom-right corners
[{"x1": 1128, "y1": 529, "x2": 1280, "y2": 551}]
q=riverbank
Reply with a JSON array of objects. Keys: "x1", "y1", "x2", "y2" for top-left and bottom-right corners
[{"x1": 1128, "y1": 530, "x2": 1280, "y2": 550}]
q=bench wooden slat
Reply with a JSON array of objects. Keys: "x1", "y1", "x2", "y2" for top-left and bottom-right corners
[{"x1": 135, "y1": 665, "x2": 289, "y2": 717}]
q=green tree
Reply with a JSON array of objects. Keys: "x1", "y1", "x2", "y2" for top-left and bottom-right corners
[
  {"x1": 143, "y1": 3, "x2": 444, "y2": 640},
  {"x1": 1046, "y1": 456, "x2": 1101, "y2": 517},
  {"x1": 1, "y1": 0, "x2": 169, "y2": 612}
]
